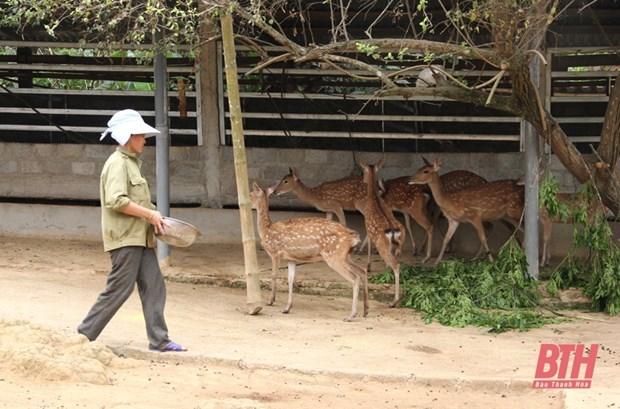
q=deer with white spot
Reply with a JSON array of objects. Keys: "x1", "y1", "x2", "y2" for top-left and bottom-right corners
[
  {"x1": 273, "y1": 167, "x2": 405, "y2": 265},
  {"x1": 272, "y1": 168, "x2": 365, "y2": 227},
  {"x1": 409, "y1": 158, "x2": 526, "y2": 265},
  {"x1": 357, "y1": 161, "x2": 403, "y2": 307},
  {"x1": 379, "y1": 177, "x2": 433, "y2": 262},
  {"x1": 250, "y1": 183, "x2": 368, "y2": 321}
]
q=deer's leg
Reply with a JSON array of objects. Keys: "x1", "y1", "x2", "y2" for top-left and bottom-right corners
[
  {"x1": 429, "y1": 202, "x2": 448, "y2": 250},
  {"x1": 359, "y1": 262, "x2": 369, "y2": 317},
  {"x1": 334, "y1": 208, "x2": 347, "y2": 226},
  {"x1": 390, "y1": 262, "x2": 401, "y2": 308},
  {"x1": 366, "y1": 233, "x2": 373, "y2": 273},
  {"x1": 268, "y1": 255, "x2": 279, "y2": 306},
  {"x1": 435, "y1": 218, "x2": 459, "y2": 266},
  {"x1": 356, "y1": 234, "x2": 370, "y2": 254},
  {"x1": 409, "y1": 200, "x2": 434, "y2": 264},
  {"x1": 502, "y1": 218, "x2": 523, "y2": 246},
  {"x1": 347, "y1": 253, "x2": 369, "y2": 317},
  {"x1": 391, "y1": 224, "x2": 405, "y2": 258},
  {"x1": 375, "y1": 239, "x2": 401, "y2": 307},
  {"x1": 283, "y1": 261, "x2": 296, "y2": 314},
  {"x1": 325, "y1": 256, "x2": 360, "y2": 321},
  {"x1": 470, "y1": 218, "x2": 492, "y2": 262},
  {"x1": 402, "y1": 212, "x2": 417, "y2": 255},
  {"x1": 541, "y1": 216, "x2": 552, "y2": 267}
]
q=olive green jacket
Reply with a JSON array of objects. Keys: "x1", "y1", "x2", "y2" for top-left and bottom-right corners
[{"x1": 100, "y1": 147, "x2": 156, "y2": 252}]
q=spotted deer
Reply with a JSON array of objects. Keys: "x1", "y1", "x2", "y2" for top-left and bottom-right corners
[
  {"x1": 538, "y1": 193, "x2": 610, "y2": 266},
  {"x1": 380, "y1": 177, "x2": 433, "y2": 262},
  {"x1": 427, "y1": 167, "x2": 489, "y2": 254},
  {"x1": 369, "y1": 169, "x2": 487, "y2": 263},
  {"x1": 409, "y1": 159, "x2": 526, "y2": 265},
  {"x1": 273, "y1": 167, "x2": 405, "y2": 262},
  {"x1": 250, "y1": 182, "x2": 368, "y2": 321},
  {"x1": 357, "y1": 161, "x2": 402, "y2": 307},
  {"x1": 272, "y1": 168, "x2": 365, "y2": 226}
]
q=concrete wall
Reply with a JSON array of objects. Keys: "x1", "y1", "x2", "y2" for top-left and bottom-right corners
[
  {"x1": 0, "y1": 142, "x2": 588, "y2": 209},
  {"x1": 0, "y1": 202, "x2": 307, "y2": 244},
  {"x1": 0, "y1": 143, "x2": 206, "y2": 204},
  {"x1": 221, "y1": 146, "x2": 586, "y2": 208},
  {"x1": 224, "y1": 147, "x2": 586, "y2": 208},
  {"x1": 2, "y1": 202, "x2": 616, "y2": 262}
]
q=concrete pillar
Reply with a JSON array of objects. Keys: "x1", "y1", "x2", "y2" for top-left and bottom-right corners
[{"x1": 523, "y1": 58, "x2": 542, "y2": 279}]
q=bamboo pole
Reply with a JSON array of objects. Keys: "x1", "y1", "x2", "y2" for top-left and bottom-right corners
[{"x1": 220, "y1": 11, "x2": 263, "y2": 315}]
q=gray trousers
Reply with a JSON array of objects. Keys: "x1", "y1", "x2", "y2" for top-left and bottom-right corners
[{"x1": 78, "y1": 246, "x2": 170, "y2": 349}]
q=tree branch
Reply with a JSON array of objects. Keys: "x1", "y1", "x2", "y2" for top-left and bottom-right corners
[
  {"x1": 320, "y1": 58, "x2": 382, "y2": 81},
  {"x1": 228, "y1": 2, "x2": 307, "y2": 56},
  {"x1": 597, "y1": 71, "x2": 620, "y2": 169},
  {"x1": 322, "y1": 54, "x2": 396, "y2": 88},
  {"x1": 377, "y1": 86, "x2": 521, "y2": 115},
  {"x1": 294, "y1": 39, "x2": 500, "y2": 66},
  {"x1": 245, "y1": 52, "x2": 293, "y2": 76}
]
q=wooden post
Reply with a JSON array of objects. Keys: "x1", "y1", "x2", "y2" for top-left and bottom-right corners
[
  {"x1": 220, "y1": 11, "x2": 263, "y2": 315},
  {"x1": 154, "y1": 30, "x2": 171, "y2": 266},
  {"x1": 197, "y1": 16, "x2": 222, "y2": 208}
]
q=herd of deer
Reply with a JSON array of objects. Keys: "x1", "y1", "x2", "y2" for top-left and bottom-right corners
[{"x1": 250, "y1": 157, "x2": 608, "y2": 321}]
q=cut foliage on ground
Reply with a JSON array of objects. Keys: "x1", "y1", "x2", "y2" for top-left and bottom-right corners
[
  {"x1": 371, "y1": 239, "x2": 562, "y2": 333},
  {"x1": 543, "y1": 180, "x2": 620, "y2": 316}
]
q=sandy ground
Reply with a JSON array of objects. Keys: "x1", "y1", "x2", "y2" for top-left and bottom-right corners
[{"x1": 0, "y1": 236, "x2": 619, "y2": 408}]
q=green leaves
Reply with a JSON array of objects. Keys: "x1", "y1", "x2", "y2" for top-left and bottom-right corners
[
  {"x1": 546, "y1": 181, "x2": 620, "y2": 316},
  {"x1": 370, "y1": 239, "x2": 557, "y2": 332},
  {"x1": 355, "y1": 42, "x2": 380, "y2": 60},
  {"x1": 0, "y1": 0, "x2": 203, "y2": 51},
  {"x1": 540, "y1": 174, "x2": 569, "y2": 222}
]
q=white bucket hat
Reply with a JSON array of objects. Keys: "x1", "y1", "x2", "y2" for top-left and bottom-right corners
[{"x1": 100, "y1": 109, "x2": 160, "y2": 145}]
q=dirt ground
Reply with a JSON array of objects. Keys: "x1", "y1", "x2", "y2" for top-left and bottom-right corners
[{"x1": 1, "y1": 236, "x2": 619, "y2": 409}]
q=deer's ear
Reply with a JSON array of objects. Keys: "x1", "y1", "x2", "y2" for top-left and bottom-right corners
[
  {"x1": 422, "y1": 156, "x2": 431, "y2": 166},
  {"x1": 432, "y1": 158, "x2": 442, "y2": 172},
  {"x1": 377, "y1": 178, "x2": 386, "y2": 195},
  {"x1": 290, "y1": 167, "x2": 299, "y2": 179},
  {"x1": 252, "y1": 182, "x2": 261, "y2": 192},
  {"x1": 376, "y1": 157, "x2": 385, "y2": 169}
]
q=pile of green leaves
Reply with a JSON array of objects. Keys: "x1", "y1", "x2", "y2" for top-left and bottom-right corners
[
  {"x1": 543, "y1": 180, "x2": 620, "y2": 316},
  {"x1": 371, "y1": 239, "x2": 558, "y2": 333},
  {"x1": 546, "y1": 213, "x2": 620, "y2": 315}
]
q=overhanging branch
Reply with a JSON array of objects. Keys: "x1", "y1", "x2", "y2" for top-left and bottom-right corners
[
  {"x1": 597, "y1": 71, "x2": 620, "y2": 169},
  {"x1": 377, "y1": 86, "x2": 521, "y2": 116},
  {"x1": 294, "y1": 39, "x2": 501, "y2": 66}
]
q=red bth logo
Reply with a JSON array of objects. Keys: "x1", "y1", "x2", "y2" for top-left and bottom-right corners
[{"x1": 533, "y1": 343, "x2": 598, "y2": 389}]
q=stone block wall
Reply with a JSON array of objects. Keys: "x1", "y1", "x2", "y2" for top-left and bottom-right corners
[
  {"x1": 0, "y1": 142, "x2": 206, "y2": 204},
  {"x1": 224, "y1": 146, "x2": 584, "y2": 208},
  {"x1": 0, "y1": 142, "x2": 586, "y2": 208}
]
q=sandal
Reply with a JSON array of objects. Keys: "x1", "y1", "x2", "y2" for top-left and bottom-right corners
[{"x1": 150, "y1": 341, "x2": 187, "y2": 352}]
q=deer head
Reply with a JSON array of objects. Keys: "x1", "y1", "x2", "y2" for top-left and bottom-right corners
[
  {"x1": 250, "y1": 182, "x2": 275, "y2": 208},
  {"x1": 376, "y1": 157, "x2": 385, "y2": 170},
  {"x1": 272, "y1": 167, "x2": 300, "y2": 196},
  {"x1": 359, "y1": 159, "x2": 385, "y2": 185},
  {"x1": 249, "y1": 182, "x2": 264, "y2": 208},
  {"x1": 409, "y1": 158, "x2": 442, "y2": 185}
]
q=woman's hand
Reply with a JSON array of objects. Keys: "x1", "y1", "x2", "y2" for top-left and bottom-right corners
[{"x1": 148, "y1": 210, "x2": 166, "y2": 235}]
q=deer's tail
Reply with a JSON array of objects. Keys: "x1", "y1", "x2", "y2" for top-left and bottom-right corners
[{"x1": 384, "y1": 228, "x2": 402, "y2": 256}]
